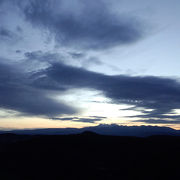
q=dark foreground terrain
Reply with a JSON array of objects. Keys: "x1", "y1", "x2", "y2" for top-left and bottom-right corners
[{"x1": 0, "y1": 132, "x2": 179, "y2": 180}]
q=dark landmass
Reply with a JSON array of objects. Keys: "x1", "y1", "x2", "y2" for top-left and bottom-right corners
[
  {"x1": 0, "y1": 132, "x2": 179, "y2": 180},
  {"x1": 1, "y1": 124, "x2": 180, "y2": 137}
]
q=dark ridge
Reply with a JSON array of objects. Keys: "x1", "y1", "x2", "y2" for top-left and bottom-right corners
[
  {"x1": 80, "y1": 131, "x2": 99, "y2": 136},
  {"x1": 1, "y1": 125, "x2": 179, "y2": 137}
]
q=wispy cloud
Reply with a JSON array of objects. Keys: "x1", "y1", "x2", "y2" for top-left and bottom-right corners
[{"x1": 52, "y1": 116, "x2": 106, "y2": 123}]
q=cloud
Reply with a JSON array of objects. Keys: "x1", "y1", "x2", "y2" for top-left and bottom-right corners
[
  {"x1": 0, "y1": 0, "x2": 178, "y2": 127},
  {"x1": 0, "y1": 27, "x2": 16, "y2": 41},
  {"x1": 0, "y1": 59, "x2": 77, "y2": 117},
  {"x1": 68, "y1": 52, "x2": 103, "y2": 68},
  {"x1": 69, "y1": 52, "x2": 85, "y2": 59},
  {"x1": 16, "y1": 50, "x2": 21, "y2": 53},
  {"x1": 29, "y1": 55, "x2": 180, "y2": 123},
  {"x1": 52, "y1": 116, "x2": 105, "y2": 123},
  {"x1": 133, "y1": 119, "x2": 180, "y2": 124},
  {"x1": 81, "y1": 57, "x2": 103, "y2": 68},
  {"x1": 0, "y1": 26, "x2": 22, "y2": 45},
  {"x1": 0, "y1": 28, "x2": 12, "y2": 38},
  {"x1": 19, "y1": 0, "x2": 144, "y2": 50},
  {"x1": 1, "y1": 50, "x2": 180, "y2": 124}
]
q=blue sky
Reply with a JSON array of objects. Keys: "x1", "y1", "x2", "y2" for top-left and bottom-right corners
[{"x1": 0, "y1": 0, "x2": 180, "y2": 130}]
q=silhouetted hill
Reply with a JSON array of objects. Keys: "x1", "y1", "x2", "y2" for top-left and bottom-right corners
[
  {"x1": 80, "y1": 130, "x2": 99, "y2": 136},
  {"x1": 0, "y1": 133, "x2": 179, "y2": 180},
  {"x1": 1, "y1": 124, "x2": 179, "y2": 137}
]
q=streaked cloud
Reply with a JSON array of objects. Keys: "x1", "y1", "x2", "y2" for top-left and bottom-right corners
[{"x1": 52, "y1": 116, "x2": 106, "y2": 123}]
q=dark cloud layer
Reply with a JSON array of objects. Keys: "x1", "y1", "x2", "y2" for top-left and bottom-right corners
[
  {"x1": 1, "y1": 50, "x2": 180, "y2": 124},
  {"x1": 0, "y1": 60, "x2": 76, "y2": 117},
  {"x1": 19, "y1": 0, "x2": 144, "y2": 50},
  {"x1": 29, "y1": 54, "x2": 180, "y2": 123}
]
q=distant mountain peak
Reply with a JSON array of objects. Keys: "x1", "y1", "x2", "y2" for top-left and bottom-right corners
[{"x1": 80, "y1": 131, "x2": 99, "y2": 136}]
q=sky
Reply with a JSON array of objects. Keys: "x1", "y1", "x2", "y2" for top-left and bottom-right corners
[{"x1": 0, "y1": 0, "x2": 180, "y2": 130}]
